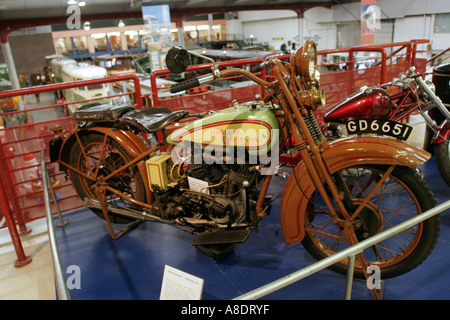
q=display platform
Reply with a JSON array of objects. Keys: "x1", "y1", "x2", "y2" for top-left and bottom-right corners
[{"x1": 54, "y1": 156, "x2": 450, "y2": 300}]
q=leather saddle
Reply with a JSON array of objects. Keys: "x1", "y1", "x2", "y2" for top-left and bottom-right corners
[{"x1": 73, "y1": 103, "x2": 188, "y2": 133}]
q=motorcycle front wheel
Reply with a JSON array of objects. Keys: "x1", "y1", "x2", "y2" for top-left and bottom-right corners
[
  {"x1": 435, "y1": 139, "x2": 450, "y2": 186},
  {"x1": 68, "y1": 132, "x2": 147, "y2": 224},
  {"x1": 301, "y1": 165, "x2": 440, "y2": 279}
]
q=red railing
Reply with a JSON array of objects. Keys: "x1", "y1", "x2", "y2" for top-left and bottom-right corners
[
  {"x1": 0, "y1": 74, "x2": 143, "y2": 266},
  {"x1": 428, "y1": 46, "x2": 450, "y2": 65}
]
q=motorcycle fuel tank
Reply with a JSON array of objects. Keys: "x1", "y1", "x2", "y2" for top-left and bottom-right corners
[
  {"x1": 167, "y1": 101, "x2": 279, "y2": 156},
  {"x1": 324, "y1": 87, "x2": 393, "y2": 122}
]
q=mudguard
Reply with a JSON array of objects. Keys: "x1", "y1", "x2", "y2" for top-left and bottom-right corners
[
  {"x1": 431, "y1": 120, "x2": 450, "y2": 145},
  {"x1": 279, "y1": 135, "x2": 431, "y2": 243},
  {"x1": 58, "y1": 126, "x2": 154, "y2": 204},
  {"x1": 58, "y1": 126, "x2": 150, "y2": 169}
]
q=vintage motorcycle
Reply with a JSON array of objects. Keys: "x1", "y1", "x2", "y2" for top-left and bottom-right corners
[
  {"x1": 324, "y1": 65, "x2": 450, "y2": 186},
  {"x1": 52, "y1": 41, "x2": 440, "y2": 289}
]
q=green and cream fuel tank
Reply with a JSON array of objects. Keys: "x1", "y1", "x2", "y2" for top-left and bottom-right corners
[{"x1": 167, "y1": 101, "x2": 280, "y2": 158}]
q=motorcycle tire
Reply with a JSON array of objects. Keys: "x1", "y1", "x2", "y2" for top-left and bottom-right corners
[
  {"x1": 301, "y1": 164, "x2": 440, "y2": 279},
  {"x1": 68, "y1": 132, "x2": 147, "y2": 224},
  {"x1": 435, "y1": 139, "x2": 450, "y2": 187}
]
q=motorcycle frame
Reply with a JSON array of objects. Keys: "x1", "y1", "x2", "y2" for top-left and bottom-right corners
[
  {"x1": 388, "y1": 89, "x2": 420, "y2": 123},
  {"x1": 384, "y1": 72, "x2": 450, "y2": 144}
]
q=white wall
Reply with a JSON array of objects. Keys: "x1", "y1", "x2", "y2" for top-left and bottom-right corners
[
  {"x1": 227, "y1": 0, "x2": 450, "y2": 52},
  {"x1": 226, "y1": 7, "x2": 337, "y2": 51},
  {"x1": 227, "y1": 10, "x2": 300, "y2": 51},
  {"x1": 242, "y1": 15, "x2": 300, "y2": 51},
  {"x1": 394, "y1": 15, "x2": 448, "y2": 52}
]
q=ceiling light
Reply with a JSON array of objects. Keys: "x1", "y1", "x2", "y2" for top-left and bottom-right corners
[
  {"x1": 118, "y1": 19, "x2": 125, "y2": 27},
  {"x1": 78, "y1": 1, "x2": 86, "y2": 6},
  {"x1": 67, "y1": 0, "x2": 77, "y2": 5}
]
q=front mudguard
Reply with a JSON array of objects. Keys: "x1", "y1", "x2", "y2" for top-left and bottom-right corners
[
  {"x1": 279, "y1": 135, "x2": 431, "y2": 243},
  {"x1": 431, "y1": 120, "x2": 450, "y2": 145}
]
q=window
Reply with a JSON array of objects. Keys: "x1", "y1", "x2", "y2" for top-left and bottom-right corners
[
  {"x1": 87, "y1": 84, "x2": 104, "y2": 90},
  {"x1": 435, "y1": 13, "x2": 450, "y2": 33}
]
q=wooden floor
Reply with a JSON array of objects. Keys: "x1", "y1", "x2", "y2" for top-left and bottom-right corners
[{"x1": 0, "y1": 219, "x2": 55, "y2": 300}]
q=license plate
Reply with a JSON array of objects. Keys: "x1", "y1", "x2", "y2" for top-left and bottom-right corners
[{"x1": 345, "y1": 119, "x2": 413, "y2": 141}]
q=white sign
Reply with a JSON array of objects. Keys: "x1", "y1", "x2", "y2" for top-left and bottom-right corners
[
  {"x1": 188, "y1": 176, "x2": 210, "y2": 194},
  {"x1": 160, "y1": 265, "x2": 204, "y2": 300}
]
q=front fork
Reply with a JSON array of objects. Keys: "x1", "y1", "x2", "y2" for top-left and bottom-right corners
[
  {"x1": 331, "y1": 165, "x2": 395, "y2": 300},
  {"x1": 288, "y1": 104, "x2": 394, "y2": 299}
]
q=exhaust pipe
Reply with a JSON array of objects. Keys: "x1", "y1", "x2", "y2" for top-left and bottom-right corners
[
  {"x1": 83, "y1": 198, "x2": 250, "y2": 229},
  {"x1": 83, "y1": 198, "x2": 165, "y2": 222}
]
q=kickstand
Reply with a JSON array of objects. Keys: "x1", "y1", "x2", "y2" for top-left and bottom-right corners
[
  {"x1": 370, "y1": 280, "x2": 384, "y2": 300},
  {"x1": 94, "y1": 186, "x2": 141, "y2": 240},
  {"x1": 345, "y1": 254, "x2": 384, "y2": 300}
]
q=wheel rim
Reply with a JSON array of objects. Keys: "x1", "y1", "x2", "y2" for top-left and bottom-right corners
[{"x1": 304, "y1": 166, "x2": 423, "y2": 270}]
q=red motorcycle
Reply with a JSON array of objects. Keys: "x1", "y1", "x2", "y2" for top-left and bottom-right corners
[{"x1": 324, "y1": 66, "x2": 450, "y2": 186}]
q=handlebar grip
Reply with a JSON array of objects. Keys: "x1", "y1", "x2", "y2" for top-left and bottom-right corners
[
  {"x1": 252, "y1": 62, "x2": 268, "y2": 73},
  {"x1": 170, "y1": 78, "x2": 200, "y2": 93}
]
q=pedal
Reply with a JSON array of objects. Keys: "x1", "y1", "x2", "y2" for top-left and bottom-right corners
[
  {"x1": 193, "y1": 229, "x2": 251, "y2": 260},
  {"x1": 195, "y1": 244, "x2": 235, "y2": 260},
  {"x1": 192, "y1": 229, "x2": 251, "y2": 246}
]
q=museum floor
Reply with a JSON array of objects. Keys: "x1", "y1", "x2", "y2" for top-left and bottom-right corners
[{"x1": 0, "y1": 119, "x2": 449, "y2": 300}]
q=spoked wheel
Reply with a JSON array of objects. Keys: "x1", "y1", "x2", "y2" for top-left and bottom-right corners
[
  {"x1": 68, "y1": 133, "x2": 146, "y2": 224},
  {"x1": 301, "y1": 165, "x2": 440, "y2": 279},
  {"x1": 435, "y1": 139, "x2": 450, "y2": 186}
]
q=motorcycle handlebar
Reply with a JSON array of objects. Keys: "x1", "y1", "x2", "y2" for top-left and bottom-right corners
[
  {"x1": 170, "y1": 74, "x2": 215, "y2": 93},
  {"x1": 170, "y1": 67, "x2": 276, "y2": 94},
  {"x1": 170, "y1": 78, "x2": 200, "y2": 93},
  {"x1": 415, "y1": 75, "x2": 450, "y2": 121},
  {"x1": 394, "y1": 66, "x2": 450, "y2": 121},
  {"x1": 252, "y1": 61, "x2": 270, "y2": 73}
]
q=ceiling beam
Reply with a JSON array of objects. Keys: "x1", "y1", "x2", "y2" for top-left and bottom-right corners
[
  {"x1": 0, "y1": 1, "x2": 333, "y2": 37},
  {"x1": 0, "y1": 10, "x2": 143, "y2": 34},
  {"x1": 170, "y1": 2, "x2": 334, "y2": 20}
]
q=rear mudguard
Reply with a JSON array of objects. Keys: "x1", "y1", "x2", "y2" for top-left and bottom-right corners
[
  {"x1": 280, "y1": 135, "x2": 431, "y2": 243},
  {"x1": 58, "y1": 126, "x2": 154, "y2": 202},
  {"x1": 431, "y1": 120, "x2": 450, "y2": 144},
  {"x1": 59, "y1": 126, "x2": 150, "y2": 166}
]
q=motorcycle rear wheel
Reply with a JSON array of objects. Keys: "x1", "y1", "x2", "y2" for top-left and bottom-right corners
[
  {"x1": 301, "y1": 165, "x2": 440, "y2": 279},
  {"x1": 68, "y1": 132, "x2": 147, "y2": 224},
  {"x1": 435, "y1": 139, "x2": 450, "y2": 186}
]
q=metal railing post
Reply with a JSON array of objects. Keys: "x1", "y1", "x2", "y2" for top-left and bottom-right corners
[
  {"x1": 40, "y1": 151, "x2": 70, "y2": 300},
  {"x1": 0, "y1": 176, "x2": 32, "y2": 267},
  {"x1": 345, "y1": 254, "x2": 357, "y2": 300}
]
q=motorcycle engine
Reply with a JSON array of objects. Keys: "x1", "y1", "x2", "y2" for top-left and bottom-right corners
[{"x1": 149, "y1": 155, "x2": 257, "y2": 225}]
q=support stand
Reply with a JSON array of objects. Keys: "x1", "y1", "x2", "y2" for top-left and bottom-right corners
[
  {"x1": 94, "y1": 186, "x2": 141, "y2": 240},
  {"x1": 344, "y1": 254, "x2": 384, "y2": 300}
]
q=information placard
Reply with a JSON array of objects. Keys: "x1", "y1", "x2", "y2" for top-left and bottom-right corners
[{"x1": 160, "y1": 265, "x2": 204, "y2": 300}]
